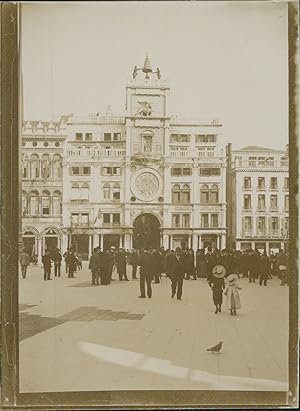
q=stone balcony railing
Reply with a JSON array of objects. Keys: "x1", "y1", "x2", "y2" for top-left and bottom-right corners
[
  {"x1": 233, "y1": 160, "x2": 288, "y2": 168},
  {"x1": 241, "y1": 231, "x2": 280, "y2": 238},
  {"x1": 66, "y1": 148, "x2": 126, "y2": 158}
]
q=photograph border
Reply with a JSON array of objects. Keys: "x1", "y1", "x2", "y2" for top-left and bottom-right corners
[{"x1": 0, "y1": 1, "x2": 298, "y2": 408}]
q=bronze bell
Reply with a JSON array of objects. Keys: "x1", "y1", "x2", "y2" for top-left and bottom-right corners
[{"x1": 142, "y1": 55, "x2": 152, "y2": 78}]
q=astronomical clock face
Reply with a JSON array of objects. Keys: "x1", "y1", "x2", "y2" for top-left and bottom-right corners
[{"x1": 131, "y1": 169, "x2": 161, "y2": 202}]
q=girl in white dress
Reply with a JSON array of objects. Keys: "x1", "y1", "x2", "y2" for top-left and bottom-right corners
[{"x1": 224, "y1": 273, "x2": 242, "y2": 316}]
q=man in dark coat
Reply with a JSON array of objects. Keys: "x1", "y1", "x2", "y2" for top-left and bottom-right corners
[
  {"x1": 116, "y1": 249, "x2": 128, "y2": 281},
  {"x1": 152, "y1": 249, "x2": 163, "y2": 283},
  {"x1": 129, "y1": 249, "x2": 138, "y2": 279},
  {"x1": 89, "y1": 248, "x2": 101, "y2": 285},
  {"x1": 168, "y1": 247, "x2": 186, "y2": 300},
  {"x1": 19, "y1": 249, "x2": 31, "y2": 279},
  {"x1": 259, "y1": 252, "x2": 270, "y2": 286},
  {"x1": 138, "y1": 249, "x2": 153, "y2": 298},
  {"x1": 66, "y1": 249, "x2": 78, "y2": 278},
  {"x1": 247, "y1": 249, "x2": 260, "y2": 283},
  {"x1": 99, "y1": 250, "x2": 110, "y2": 285},
  {"x1": 42, "y1": 250, "x2": 52, "y2": 281},
  {"x1": 185, "y1": 249, "x2": 196, "y2": 280},
  {"x1": 53, "y1": 248, "x2": 62, "y2": 277}
]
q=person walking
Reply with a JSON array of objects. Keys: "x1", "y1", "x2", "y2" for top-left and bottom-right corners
[
  {"x1": 63, "y1": 248, "x2": 70, "y2": 274},
  {"x1": 169, "y1": 247, "x2": 186, "y2": 300},
  {"x1": 19, "y1": 249, "x2": 31, "y2": 279},
  {"x1": 116, "y1": 249, "x2": 128, "y2": 281},
  {"x1": 129, "y1": 249, "x2": 138, "y2": 279},
  {"x1": 42, "y1": 250, "x2": 52, "y2": 281},
  {"x1": 208, "y1": 264, "x2": 226, "y2": 314},
  {"x1": 89, "y1": 248, "x2": 101, "y2": 285},
  {"x1": 53, "y1": 248, "x2": 62, "y2": 277},
  {"x1": 152, "y1": 249, "x2": 163, "y2": 283},
  {"x1": 138, "y1": 249, "x2": 153, "y2": 298},
  {"x1": 259, "y1": 252, "x2": 270, "y2": 286},
  {"x1": 276, "y1": 249, "x2": 288, "y2": 285},
  {"x1": 224, "y1": 272, "x2": 242, "y2": 316},
  {"x1": 185, "y1": 249, "x2": 196, "y2": 280},
  {"x1": 66, "y1": 249, "x2": 77, "y2": 278}
]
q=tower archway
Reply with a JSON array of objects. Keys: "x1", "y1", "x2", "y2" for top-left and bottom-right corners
[{"x1": 133, "y1": 213, "x2": 160, "y2": 250}]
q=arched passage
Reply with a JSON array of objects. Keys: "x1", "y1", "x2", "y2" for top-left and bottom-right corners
[{"x1": 133, "y1": 213, "x2": 161, "y2": 250}]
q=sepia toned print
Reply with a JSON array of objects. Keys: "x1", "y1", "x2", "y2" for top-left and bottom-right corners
[{"x1": 8, "y1": 0, "x2": 296, "y2": 406}]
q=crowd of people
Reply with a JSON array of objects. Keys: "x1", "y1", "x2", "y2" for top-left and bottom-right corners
[{"x1": 19, "y1": 245, "x2": 288, "y2": 314}]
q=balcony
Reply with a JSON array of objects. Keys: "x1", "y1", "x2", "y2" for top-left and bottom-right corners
[
  {"x1": 66, "y1": 148, "x2": 126, "y2": 158},
  {"x1": 269, "y1": 231, "x2": 280, "y2": 238},
  {"x1": 233, "y1": 160, "x2": 288, "y2": 168},
  {"x1": 170, "y1": 147, "x2": 190, "y2": 158}
]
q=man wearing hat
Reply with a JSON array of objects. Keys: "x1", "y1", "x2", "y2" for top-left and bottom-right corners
[
  {"x1": 208, "y1": 264, "x2": 226, "y2": 313},
  {"x1": 168, "y1": 247, "x2": 186, "y2": 300}
]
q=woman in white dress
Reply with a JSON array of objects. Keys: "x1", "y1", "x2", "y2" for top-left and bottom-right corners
[{"x1": 224, "y1": 273, "x2": 242, "y2": 316}]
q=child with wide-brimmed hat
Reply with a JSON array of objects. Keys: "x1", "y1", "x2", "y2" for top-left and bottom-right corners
[
  {"x1": 208, "y1": 264, "x2": 226, "y2": 314},
  {"x1": 224, "y1": 270, "x2": 242, "y2": 316}
]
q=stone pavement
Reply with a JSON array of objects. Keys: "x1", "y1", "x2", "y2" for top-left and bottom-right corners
[{"x1": 19, "y1": 263, "x2": 289, "y2": 393}]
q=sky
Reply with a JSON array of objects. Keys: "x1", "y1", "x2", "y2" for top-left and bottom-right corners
[{"x1": 21, "y1": 1, "x2": 288, "y2": 149}]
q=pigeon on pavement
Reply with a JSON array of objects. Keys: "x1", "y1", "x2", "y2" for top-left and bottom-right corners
[{"x1": 207, "y1": 341, "x2": 223, "y2": 352}]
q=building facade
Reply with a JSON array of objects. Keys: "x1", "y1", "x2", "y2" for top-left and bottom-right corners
[
  {"x1": 21, "y1": 57, "x2": 227, "y2": 260},
  {"x1": 229, "y1": 146, "x2": 289, "y2": 254}
]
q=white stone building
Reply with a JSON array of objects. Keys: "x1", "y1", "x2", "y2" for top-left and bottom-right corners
[
  {"x1": 229, "y1": 145, "x2": 289, "y2": 254},
  {"x1": 22, "y1": 57, "x2": 227, "y2": 260}
]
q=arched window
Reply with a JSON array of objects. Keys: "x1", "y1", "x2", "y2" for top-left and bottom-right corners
[
  {"x1": 200, "y1": 185, "x2": 209, "y2": 204},
  {"x1": 141, "y1": 130, "x2": 153, "y2": 153},
  {"x1": 81, "y1": 183, "x2": 89, "y2": 200},
  {"x1": 53, "y1": 154, "x2": 62, "y2": 179},
  {"x1": 42, "y1": 190, "x2": 51, "y2": 215},
  {"x1": 71, "y1": 183, "x2": 80, "y2": 200},
  {"x1": 22, "y1": 154, "x2": 29, "y2": 178},
  {"x1": 172, "y1": 185, "x2": 180, "y2": 204},
  {"x1": 41, "y1": 154, "x2": 51, "y2": 179},
  {"x1": 30, "y1": 154, "x2": 40, "y2": 178},
  {"x1": 29, "y1": 190, "x2": 39, "y2": 215},
  {"x1": 53, "y1": 190, "x2": 62, "y2": 215},
  {"x1": 22, "y1": 190, "x2": 27, "y2": 216},
  {"x1": 181, "y1": 185, "x2": 190, "y2": 204},
  {"x1": 112, "y1": 183, "x2": 120, "y2": 201},
  {"x1": 210, "y1": 185, "x2": 219, "y2": 204},
  {"x1": 103, "y1": 183, "x2": 110, "y2": 200}
]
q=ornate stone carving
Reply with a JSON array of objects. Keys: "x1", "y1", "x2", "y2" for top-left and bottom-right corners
[{"x1": 135, "y1": 101, "x2": 152, "y2": 117}]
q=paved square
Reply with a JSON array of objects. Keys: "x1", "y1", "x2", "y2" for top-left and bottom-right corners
[{"x1": 19, "y1": 263, "x2": 288, "y2": 392}]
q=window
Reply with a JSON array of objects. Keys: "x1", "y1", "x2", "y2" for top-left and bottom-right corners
[
  {"x1": 104, "y1": 133, "x2": 111, "y2": 142},
  {"x1": 22, "y1": 154, "x2": 28, "y2": 178},
  {"x1": 258, "y1": 217, "x2": 266, "y2": 234},
  {"x1": 170, "y1": 134, "x2": 190, "y2": 143},
  {"x1": 22, "y1": 191, "x2": 27, "y2": 216},
  {"x1": 258, "y1": 195, "x2": 265, "y2": 210},
  {"x1": 70, "y1": 166, "x2": 91, "y2": 176},
  {"x1": 244, "y1": 195, "x2": 251, "y2": 210},
  {"x1": 71, "y1": 183, "x2": 80, "y2": 200},
  {"x1": 244, "y1": 177, "x2": 251, "y2": 189},
  {"x1": 270, "y1": 195, "x2": 278, "y2": 210},
  {"x1": 244, "y1": 216, "x2": 252, "y2": 233},
  {"x1": 112, "y1": 183, "x2": 120, "y2": 201},
  {"x1": 284, "y1": 217, "x2": 289, "y2": 232},
  {"x1": 53, "y1": 191, "x2": 62, "y2": 216},
  {"x1": 81, "y1": 214, "x2": 89, "y2": 225},
  {"x1": 206, "y1": 147, "x2": 215, "y2": 157},
  {"x1": 200, "y1": 168, "x2": 220, "y2": 176},
  {"x1": 53, "y1": 154, "x2": 62, "y2": 179},
  {"x1": 270, "y1": 177, "x2": 277, "y2": 190},
  {"x1": 210, "y1": 185, "x2": 219, "y2": 204},
  {"x1": 71, "y1": 167, "x2": 79, "y2": 175},
  {"x1": 30, "y1": 154, "x2": 40, "y2": 178},
  {"x1": 71, "y1": 213, "x2": 79, "y2": 225},
  {"x1": 198, "y1": 147, "x2": 206, "y2": 158},
  {"x1": 195, "y1": 134, "x2": 217, "y2": 143},
  {"x1": 112, "y1": 214, "x2": 120, "y2": 225},
  {"x1": 284, "y1": 177, "x2": 289, "y2": 190},
  {"x1": 211, "y1": 214, "x2": 219, "y2": 228},
  {"x1": 103, "y1": 167, "x2": 121, "y2": 176},
  {"x1": 267, "y1": 157, "x2": 275, "y2": 166},
  {"x1": 284, "y1": 195, "x2": 289, "y2": 210},
  {"x1": 75, "y1": 133, "x2": 83, "y2": 141},
  {"x1": 83, "y1": 167, "x2": 90, "y2": 175},
  {"x1": 171, "y1": 167, "x2": 191, "y2": 176},
  {"x1": 181, "y1": 185, "x2": 190, "y2": 204},
  {"x1": 172, "y1": 185, "x2": 180, "y2": 204},
  {"x1": 172, "y1": 214, "x2": 180, "y2": 228},
  {"x1": 182, "y1": 214, "x2": 190, "y2": 228},
  {"x1": 103, "y1": 214, "x2": 110, "y2": 224},
  {"x1": 258, "y1": 157, "x2": 266, "y2": 166},
  {"x1": 42, "y1": 190, "x2": 50, "y2": 215},
  {"x1": 200, "y1": 185, "x2": 209, "y2": 204},
  {"x1": 81, "y1": 183, "x2": 89, "y2": 200},
  {"x1": 85, "y1": 133, "x2": 93, "y2": 141},
  {"x1": 113, "y1": 132, "x2": 121, "y2": 141},
  {"x1": 258, "y1": 177, "x2": 265, "y2": 190},
  {"x1": 201, "y1": 214, "x2": 209, "y2": 228},
  {"x1": 103, "y1": 183, "x2": 110, "y2": 200},
  {"x1": 248, "y1": 157, "x2": 256, "y2": 166},
  {"x1": 271, "y1": 217, "x2": 279, "y2": 234}
]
